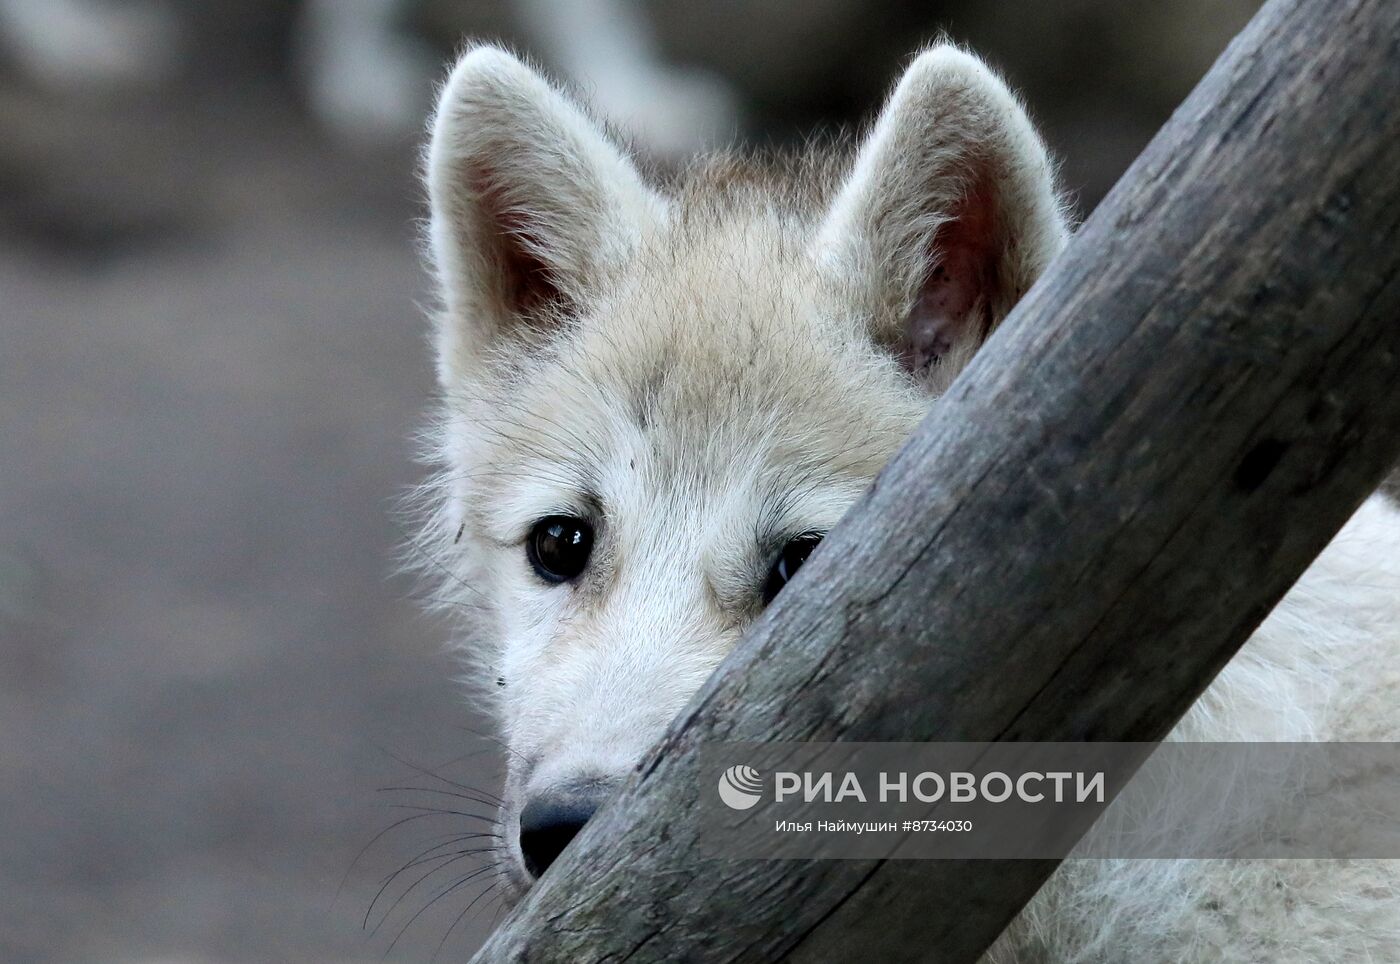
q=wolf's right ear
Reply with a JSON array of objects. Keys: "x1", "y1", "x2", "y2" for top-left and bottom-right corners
[
  {"x1": 816, "y1": 45, "x2": 1069, "y2": 390},
  {"x1": 426, "y1": 46, "x2": 664, "y2": 386}
]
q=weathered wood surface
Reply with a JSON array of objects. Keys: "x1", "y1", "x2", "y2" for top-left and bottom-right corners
[{"x1": 473, "y1": 0, "x2": 1400, "y2": 959}]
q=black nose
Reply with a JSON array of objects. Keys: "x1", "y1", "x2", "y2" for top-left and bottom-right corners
[{"x1": 519, "y1": 791, "x2": 603, "y2": 878}]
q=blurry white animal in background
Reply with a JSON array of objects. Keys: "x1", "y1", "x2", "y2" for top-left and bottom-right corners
[
  {"x1": 0, "y1": 0, "x2": 738, "y2": 157},
  {"x1": 293, "y1": 0, "x2": 437, "y2": 144},
  {"x1": 513, "y1": 0, "x2": 738, "y2": 162},
  {"x1": 0, "y1": 0, "x2": 182, "y2": 92}
]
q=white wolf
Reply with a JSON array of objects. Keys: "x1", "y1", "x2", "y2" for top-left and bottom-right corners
[{"x1": 418, "y1": 43, "x2": 1400, "y2": 961}]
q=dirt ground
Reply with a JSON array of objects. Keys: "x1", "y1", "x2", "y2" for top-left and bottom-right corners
[{"x1": 0, "y1": 82, "x2": 504, "y2": 960}]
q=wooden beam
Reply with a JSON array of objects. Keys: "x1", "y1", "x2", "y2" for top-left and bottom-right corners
[{"x1": 473, "y1": 0, "x2": 1400, "y2": 958}]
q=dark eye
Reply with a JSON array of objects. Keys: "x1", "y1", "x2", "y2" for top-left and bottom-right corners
[
  {"x1": 762, "y1": 533, "x2": 823, "y2": 606},
  {"x1": 527, "y1": 516, "x2": 594, "y2": 583}
]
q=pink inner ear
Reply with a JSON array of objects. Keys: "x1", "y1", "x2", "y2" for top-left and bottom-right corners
[
  {"x1": 901, "y1": 176, "x2": 1001, "y2": 375},
  {"x1": 471, "y1": 163, "x2": 565, "y2": 321}
]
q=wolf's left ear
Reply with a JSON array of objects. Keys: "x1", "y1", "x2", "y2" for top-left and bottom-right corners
[
  {"x1": 426, "y1": 46, "x2": 664, "y2": 386},
  {"x1": 816, "y1": 45, "x2": 1069, "y2": 386}
]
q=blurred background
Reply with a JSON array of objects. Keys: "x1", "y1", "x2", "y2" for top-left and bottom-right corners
[{"x1": 0, "y1": 1, "x2": 1273, "y2": 960}]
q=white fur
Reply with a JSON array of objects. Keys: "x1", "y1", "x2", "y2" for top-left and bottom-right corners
[
  {"x1": 991, "y1": 496, "x2": 1400, "y2": 962},
  {"x1": 417, "y1": 42, "x2": 1400, "y2": 959}
]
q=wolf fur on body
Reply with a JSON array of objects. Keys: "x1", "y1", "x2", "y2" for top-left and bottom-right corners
[{"x1": 417, "y1": 42, "x2": 1400, "y2": 961}]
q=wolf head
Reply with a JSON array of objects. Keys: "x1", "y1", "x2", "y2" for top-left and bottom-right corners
[{"x1": 420, "y1": 43, "x2": 1068, "y2": 895}]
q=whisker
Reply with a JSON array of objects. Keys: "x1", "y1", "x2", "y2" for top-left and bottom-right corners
[
  {"x1": 429, "y1": 744, "x2": 510, "y2": 773},
  {"x1": 384, "y1": 861, "x2": 502, "y2": 955},
  {"x1": 379, "y1": 837, "x2": 501, "y2": 884},
  {"x1": 398, "y1": 528, "x2": 487, "y2": 604},
  {"x1": 449, "y1": 721, "x2": 529, "y2": 765},
  {"x1": 489, "y1": 882, "x2": 509, "y2": 928},
  {"x1": 385, "y1": 741, "x2": 521, "y2": 787},
  {"x1": 367, "y1": 845, "x2": 500, "y2": 934},
  {"x1": 385, "y1": 803, "x2": 499, "y2": 822},
  {"x1": 337, "y1": 808, "x2": 490, "y2": 903},
  {"x1": 372, "y1": 831, "x2": 502, "y2": 893},
  {"x1": 377, "y1": 785, "x2": 504, "y2": 809},
  {"x1": 433, "y1": 878, "x2": 504, "y2": 961}
]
